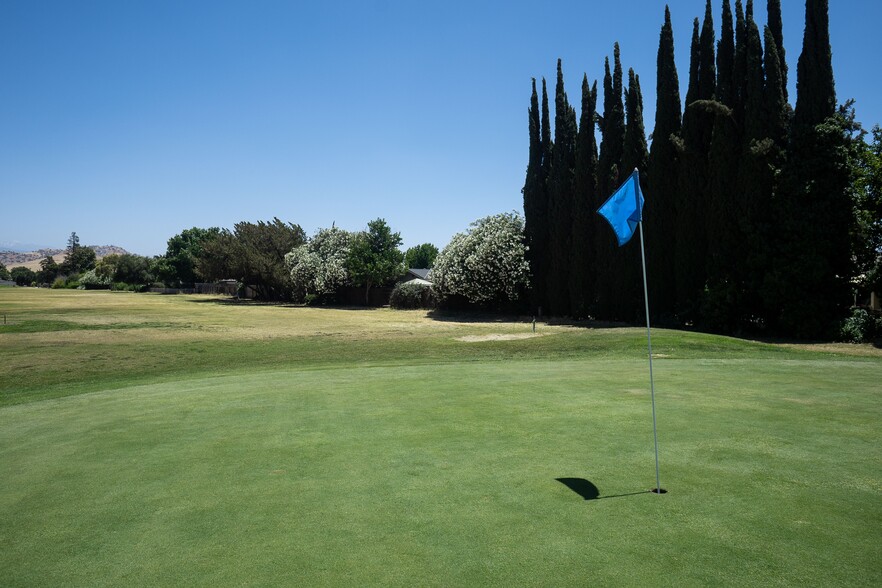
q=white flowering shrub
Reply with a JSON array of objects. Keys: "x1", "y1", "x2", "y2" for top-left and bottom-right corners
[
  {"x1": 285, "y1": 226, "x2": 353, "y2": 301},
  {"x1": 431, "y1": 212, "x2": 530, "y2": 304},
  {"x1": 78, "y1": 268, "x2": 112, "y2": 290}
]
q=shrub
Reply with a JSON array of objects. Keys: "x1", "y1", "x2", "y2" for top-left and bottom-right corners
[
  {"x1": 111, "y1": 282, "x2": 147, "y2": 292},
  {"x1": 431, "y1": 212, "x2": 530, "y2": 306},
  {"x1": 839, "y1": 307, "x2": 882, "y2": 343},
  {"x1": 79, "y1": 269, "x2": 112, "y2": 290},
  {"x1": 47, "y1": 275, "x2": 80, "y2": 289},
  {"x1": 390, "y1": 281, "x2": 437, "y2": 309}
]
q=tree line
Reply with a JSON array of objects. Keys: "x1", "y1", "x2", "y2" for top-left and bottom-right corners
[
  {"x1": 2, "y1": 223, "x2": 440, "y2": 304},
  {"x1": 522, "y1": 0, "x2": 881, "y2": 339}
]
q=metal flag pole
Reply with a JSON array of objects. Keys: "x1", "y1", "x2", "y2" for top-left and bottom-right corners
[{"x1": 635, "y1": 178, "x2": 661, "y2": 495}]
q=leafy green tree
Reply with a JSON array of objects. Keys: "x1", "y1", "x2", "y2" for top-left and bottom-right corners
[
  {"x1": 102, "y1": 254, "x2": 153, "y2": 285},
  {"x1": 0, "y1": 263, "x2": 10, "y2": 281},
  {"x1": 58, "y1": 232, "x2": 95, "y2": 275},
  {"x1": 346, "y1": 218, "x2": 404, "y2": 306},
  {"x1": 10, "y1": 266, "x2": 36, "y2": 286},
  {"x1": 155, "y1": 227, "x2": 222, "y2": 287},
  {"x1": 852, "y1": 125, "x2": 882, "y2": 297},
  {"x1": 37, "y1": 255, "x2": 60, "y2": 284},
  {"x1": 432, "y1": 212, "x2": 529, "y2": 306},
  {"x1": 403, "y1": 243, "x2": 439, "y2": 269},
  {"x1": 198, "y1": 218, "x2": 306, "y2": 301}
]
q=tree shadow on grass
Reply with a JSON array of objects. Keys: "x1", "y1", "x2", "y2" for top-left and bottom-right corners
[
  {"x1": 186, "y1": 297, "x2": 302, "y2": 308},
  {"x1": 556, "y1": 478, "x2": 651, "y2": 501},
  {"x1": 426, "y1": 309, "x2": 630, "y2": 328}
]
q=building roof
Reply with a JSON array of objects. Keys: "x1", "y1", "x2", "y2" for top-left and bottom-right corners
[{"x1": 408, "y1": 268, "x2": 431, "y2": 280}]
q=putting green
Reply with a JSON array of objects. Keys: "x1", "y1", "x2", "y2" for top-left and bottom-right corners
[{"x1": 2, "y1": 357, "x2": 879, "y2": 586}]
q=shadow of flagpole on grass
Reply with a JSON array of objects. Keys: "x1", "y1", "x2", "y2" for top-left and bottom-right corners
[{"x1": 556, "y1": 478, "x2": 651, "y2": 501}]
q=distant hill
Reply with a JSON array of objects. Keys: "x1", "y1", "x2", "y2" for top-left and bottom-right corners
[{"x1": 0, "y1": 246, "x2": 131, "y2": 271}]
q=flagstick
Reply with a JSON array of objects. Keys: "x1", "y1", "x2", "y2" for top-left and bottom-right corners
[{"x1": 638, "y1": 219, "x2": 662, "y2": 494}]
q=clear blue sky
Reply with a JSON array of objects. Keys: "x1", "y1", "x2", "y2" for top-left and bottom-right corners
[{"x1": 1, "y1": 0, "x2": 880, "y2": 256}]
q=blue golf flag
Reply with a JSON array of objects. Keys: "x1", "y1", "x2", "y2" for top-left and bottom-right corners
[{"x1": 597, "y1": 169, "x2": 644, "y2": 246}]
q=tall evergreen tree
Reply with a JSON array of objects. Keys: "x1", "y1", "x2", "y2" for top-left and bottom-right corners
[
  {"x1": 772, "y1": 0, "x2": 851, "y2": 337},
  {"x1": 762, "y1": 26, "x2": 789, "y2": 149},
  {"x1": 647, "y1": 5, "x2": 682, "y2": 322},
  {"x1": 740, "y1": 25, "x2": 790, "y2": 327},
  {"x1": 535, "y1": 78, "x2": 553, "y2": 314},
  {"x1": 523, "y1": 79, "x2": 547, "y2": 313},
  {"x1": 742, "y1": 14, "x2": 765, "y2": 145},
  {"x1": 713, "y1": 13, "x2": 766, "y2": 331},
  {"x1": 767, "y1": 0, "x2": 788, "y2": 102},
  {"x1": 546, "y1": 59, "x2": 577, "y2": 316},
  {"x1": 697, "y1": 0, "x2": 717, "y2": 101},
  {"x1": 570, "y1": 74, "x2": 599, "y2": 318},
  {"x1": 595, "y1": 45, "x2": 627, "y2": 319},
  {"x1": 684, "y1": 19, "x2": 700, "y2": 112},
  {"x1": 700, "y1": 1, "x2": 742, "y2": 330},
  {"x1": 607, "y1": 69, "x2": 650, "y2": 321},
  {"x1": 793, "y1": 0, "x2": 835, "y2": 128},
  {"x1": 676, "y1": 7, "x2": 715, "y2": 322},
  {"x1": 716, "y1": 0, "x2": 735, "y2": 107},
  {"x1": 733, "y1": 0, "x2": 747, "y2": 120}
]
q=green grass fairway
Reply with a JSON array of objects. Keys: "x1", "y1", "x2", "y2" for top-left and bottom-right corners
[{"x1": 1, "y1": 289, "x2": 880, "y2": 586}]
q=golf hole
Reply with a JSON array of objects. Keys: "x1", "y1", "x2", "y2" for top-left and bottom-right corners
[{"x1": 650, "y1": 488, "x2": 668, "y2": 494}]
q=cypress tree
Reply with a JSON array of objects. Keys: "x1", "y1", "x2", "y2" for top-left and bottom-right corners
[
  {"x1": 793, "y1": 0, "x2": 835, "y2": 128},
  {"x1": 763, "y1": 26, "x2": 788, "y2": 149},
  {"x1": 610, "y1": 70, "x2": 650, "y2": 321},
  {"x1": 698, "y1": 0, "x2": 717, "y2": 101},
  {"x1": 767, "y1": 0, "x2": 788, "y2": 102},
  {"x1": 685, "y1": 19, "x2": 700, "y2": 112},
  {"x1": 622, "y1": 72, "x2": 648, "y2": 210},
  {"x1": 742, "y1": 14, "x2": 765, "y2": 145},
  {"x1": 739, "y1": 25, "x2": 789, "y2": 327},
  {"x1": 523, "y1": 79, "x2": 547, "y2": 313},
  {"x1": 676, "y1": 8, "x2": 715, "y2": 322},
  {"x1": 701, "y1": 0, "x2": 743, "y2": 330},
  {"x1": 772, "y1": 0, "x2": 850, "y2": 337},
  {"x1": 647, "y1": 5, "x2": 682, "y2": 322},
  {"x1": 598, "y1": 57, "x2": 614, "y2": 201},
  {"x1": 713, "y1": 13, "x2": 766, "y2": 331},
  {"x1": 716, "y1": 0, "x2": 735, "y2": 107},
  {"x1": 570, "y1": 74, "x2": 598, "y2": 318},
  {"x1": 547, "y1": 59, "x2": 577, "y2": 316},
  {"x1": 596, "y1": 45, "x2": 627, "y2": 320},
  {"x1": 533, "y1": 78, "x2": 553, "y2": 315},
  {"x1": 733, "y1": 0, "x2": 747, "y2": 120}
]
